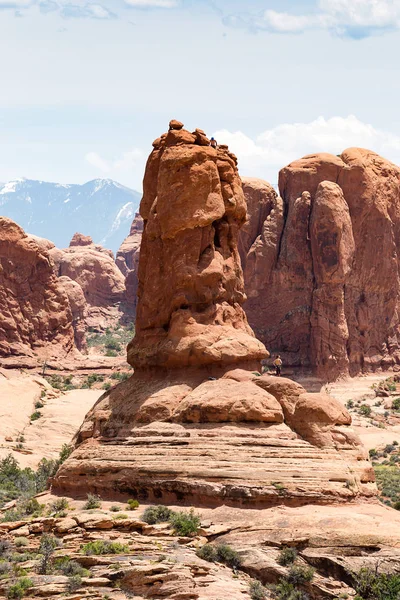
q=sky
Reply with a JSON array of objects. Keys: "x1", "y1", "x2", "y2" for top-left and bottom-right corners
[{"x1": 1, "y1": 0, "x2": 400, "y2": 190}]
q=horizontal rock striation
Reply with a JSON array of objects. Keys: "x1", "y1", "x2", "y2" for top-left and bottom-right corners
[{"x1": 242, "y1": 149, "x2": 400, "y2": 380}]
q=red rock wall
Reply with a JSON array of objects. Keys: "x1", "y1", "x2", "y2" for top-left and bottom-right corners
[
  {"x1": 0, "y1": 217, "x2": 77, "y2": 360},
  {"x1": 243, "y1": 148, "x2": 400, "y2": 380}
]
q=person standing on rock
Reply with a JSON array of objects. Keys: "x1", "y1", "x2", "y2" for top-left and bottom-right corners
[
  {"x1": 273, "y1": 355, "x2": 282, "y2": 377},
  {"x1": 210, "y1": 137, "x2": 217, "y2": 149}
]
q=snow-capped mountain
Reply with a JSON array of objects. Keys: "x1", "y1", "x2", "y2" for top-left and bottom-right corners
[{"x1": 0, "y1": 178, "x2": 141, "y2": 253}]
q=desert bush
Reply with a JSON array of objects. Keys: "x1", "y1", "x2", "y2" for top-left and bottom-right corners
[
  {"x1": 127, "y1": 498, "x2": 139, "y2": 510},
  {"x1": 274, "y1": 581, "x2": 310, "y2": 600},
  {"x1": 67, "y1": 574, "x2": 82, "y2": 592},
  {"x1": 105, "y1": 349, "x2": 118, "y2": 357},
  {"x1": 55, "y1": 557, "x2": 89, "y2": 577},
  {"x1": 374, "y1": 465, "x2": 400, "y2": 507},
  {"x1": 214, "y1": 543, "x2": 242, "y2": 568},
  {"x1": 0, "y1": 539, "x2": 11, "y2": 555},
  {"x1": 287, "y1": 564, "x2": 315, "y2": 585},
  {"x1": 359, "y1": 405, "x2": 372, "y2": 417},
  {"x1": 346, "y1": 400, "x2": 354, "y2": 409},
  {"x1": 352, "y1": 567, "x2": 400, "y2": 600},
  {"x1": 250, "y1": 579, "x2": 268, "y2": 600},
  {"x1": 30, "y1": 411, "x2": 41, "y2": 422},
  {"x1": 169, "y1": 509, "x2": 201, "y2": 536},
  {"x1": 81, "y1": 540, "x2": 129, "y2": 555},
  {"x1": 196, "y1": 544, "x2": 217, "y2": 562},
  {"x1": 110, "y1": 505, "x2": 120, "y2": 512},
  {"x1": 114, "y1": 513, "x2": 128, "y2": 519},
  {"x1": 49, "y1": 497, "x2": 69, "y2": 515},
  {"x1": 195, "y1": 543, "x2": 241, "y2": 568},
  {"x1": 142, "y1": 505, "x2": 173, "y2": 525},
  {"x1": 278, "y1": 546, "x2": 298, "y2": 566},
  {"x1": 392, "y1": 398, "x2": 400, "y2": 411},
  {"x1": 38, "y1": 533, "x2": 61, "y2": 574},
  {"x1": 83, "y1": 493, "x2": 101, "y2": 510},
  {"x1": 7, "y1": 577, "x2": 33, "y2": 599},
  {"x1": 14, "y1": 538, "x2": 29, "y2": 548},
  {"x1": 0, "y1": 560, "x2": 12, "y2": 577},
  {"x1": 103, "y1": 382, "x2": 112, "y2": 391},
  {"x1": 111, "y1": 372, "x2": 130, "y2": 382}
]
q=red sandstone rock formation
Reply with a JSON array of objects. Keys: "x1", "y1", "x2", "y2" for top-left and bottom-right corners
[
  {"x1": 242, "y1": 149, "x2": 400, "y2": 380},
  {"x1": 116, "y1": 213, "x2": 143, "y2": 315},
  {"x1": 54, "y1": 125, "x2": 374, "y2": 507},
  {"x1": 50, "y1": 235, "x2": 126, "y2": 330},
  {"x1": 0, "y1": 217, "x2": 79, "y2": 361}
]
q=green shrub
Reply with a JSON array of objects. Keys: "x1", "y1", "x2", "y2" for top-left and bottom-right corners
[
  {"x1": 105, "y1": 349, "x2": 118, "y2": 357},
  {"x1": 387, "y1": 381, "x2": 397, "y2": 392},
  {"x1": 127, "y1": 498, "x2": 139, "y2": 510},
  {"x1": 114, "y1": 513, "x2": 128, "y2": 520},
  {"x1": 59, "y1": 444, "x2": 73, "y2": 464},
  {"x1": 49, "y1": 497, "x2": 69, "y2": 514},
  {"x1": 81, "y1": 540, "x2": 129, "y2": 555},
  {"x1": 287, "y1": 564, "x2": 315, "y2": 585},
  {"x1": 0, "y1": 561, "x2": 12, "y2": 578},
  {"x1": 196, "y1": 544, "x2": 217, "y2": 562},
  {"x1": 273, "y1": 578, "x2": 310, "y2": 600},
  {"x1": 392, "y1": 398, "x2": 400, "y2": 411},
  {"x1": 215, "y1": 543, "x2": 242, "y2": 568},
  {"x1": 169, "y1": 509, "x2": 201, "y2": 536},
  {"x1": 110, "y1": 505, "x2": 120, "y2": 512},
  {"x1": 374, "y1": 465, "x2": 400, "y2": 507},
  {"x1": 83, "y1": 493, "x2": 101, "y2": 510},
  {"x1": 67, "y1": 574, "x2": 82, "y2": 592},
  {"x1": 250, "y1": 579, "x2": 268, "y2": 600},
  {"x1": 111, "y1": 372, "x2": 130, "y2": 382},
  {"x1": 352, "y1": 567, "x2": 400, "y2": 600},
  {"x1": 278, "y1": 546, "x2": 298, "y2": 566},
  {"x1": 54, "y1": 557, "x2": 89, "y2": 577},
  {"x1": 38, "y1": 533, "x2": 62, "y2": 574},
  {"x1": 359, "y1": 405, "x2": 372, "y2": 417},
  {"x1": 7, "y1": 577, "x2": 33, "y2": 599},
  {"x1": 142, "y1": 505, "x2": 173, "y2": 525},
  {"x1": 35, "y1": 401, "x2": 44, "y2": 409},
  {"x1": 346, "y1": 400, "x2": 354, "y2": 409},
  {"x1": 0, "y1": 539, "x2": 11, "y2": 555},
  {"x1": 103, "y1": 382, "x2": 112, "y2": 391},
  {"x1": 30, "y1": 411, "x2": 41, "y2": 422},
  {"x1": 105, "y1": 339, "x2": 121, "y2": 351},
  {"x1": 14, "y1": 538, "x2": 29, "y2": 548}
]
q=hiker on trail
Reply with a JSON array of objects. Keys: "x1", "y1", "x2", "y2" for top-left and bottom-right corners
[
  {"x1": 273, "y1": 355, "x2": 282, "y2": 377},
  {"x1": 210, "y1": 137, "x2": 217, "y2": 149}
]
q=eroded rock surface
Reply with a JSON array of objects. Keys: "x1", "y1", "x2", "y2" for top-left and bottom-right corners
[
  {"x1": 50, "y1": 235, "x2": 127, "y2": 330},
  {"x1": 54, "y1": 125, "x2": 374, "y2": 508},
  {"x1": 242, "y1": 149, "x2": 400, "y2": 380},
  {"x1": 0, "y1": 218, "x2": 79, "y2": 361}
]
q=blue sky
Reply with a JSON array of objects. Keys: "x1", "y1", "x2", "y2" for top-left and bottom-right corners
[{"x1": 1, "y1": 0, "x2": 400, "y2": 189}]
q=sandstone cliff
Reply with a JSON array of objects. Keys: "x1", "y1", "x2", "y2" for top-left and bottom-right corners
[
  {"x1": 243, "y1": 149, "x2": 400, "y2": 380},
  {"x1": 54, "y1": 125, "x2": 374, "y2": 507},
  {"x1": 116, "y1": 213, "x2": 143, "y2": 315},
  {"x1": 0, "y1": 217, "x2": 80, "y2": 361}
]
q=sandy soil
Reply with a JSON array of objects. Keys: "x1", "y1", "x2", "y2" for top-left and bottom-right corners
[{"x1": 0, "y1": 369, "x2": 101, "y2": 468}]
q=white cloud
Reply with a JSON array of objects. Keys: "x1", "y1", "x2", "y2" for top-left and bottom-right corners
[
  {"x1": 85, "y1": 148, "x2": 146, "y2": 184},
  {"x1": 225, "y1": 0, "x2": 400, "y2": 38},
  {"x1": 124, "y1": 0, "x2": 178, "y2": 7},
  {"x1": 213, "y1": 115, "x2": 400, "y2": 184},
  {"x1": 85, "y1": 152, "x2": 111, "y2": 172},
  {"x1": 60, "y1": 2, "x2": 116, "y2": 19},
  {"x1": 0, "y1": 0, "x2": 31, "y2": 6}
]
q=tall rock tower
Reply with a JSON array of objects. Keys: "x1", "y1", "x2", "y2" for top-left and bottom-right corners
[{"x1": 54, "y1": 123, "x2": 375, "y2": 506}]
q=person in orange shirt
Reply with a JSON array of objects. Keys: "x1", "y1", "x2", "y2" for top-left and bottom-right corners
[{"x1": 273, "y1": 355, "x2": 282, "y2": 377}]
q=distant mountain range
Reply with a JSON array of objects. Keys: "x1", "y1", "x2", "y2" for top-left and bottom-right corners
[{"x1": 0, "y1": 178, "x2": 141, "y2": 253}]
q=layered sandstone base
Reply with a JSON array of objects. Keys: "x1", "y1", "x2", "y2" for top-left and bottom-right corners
[{"x1": 53, "y1": 371, "x2": 375, "y2": 506}]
